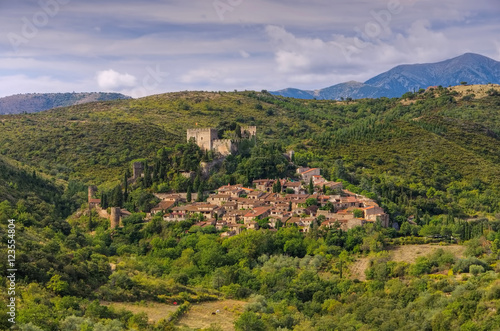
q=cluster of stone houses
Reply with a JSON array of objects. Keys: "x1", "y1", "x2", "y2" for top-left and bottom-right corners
[{"x1": 149, "y1": 167, "x2": 389, "y2": 238}]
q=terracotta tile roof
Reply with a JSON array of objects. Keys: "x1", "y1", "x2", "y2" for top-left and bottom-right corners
[
  {"x1": 302, "y1": 168, "x2": 319, "y2": 174},
  {"x1": 244, "y1": 206, "x2": 270, "y2": 218}
]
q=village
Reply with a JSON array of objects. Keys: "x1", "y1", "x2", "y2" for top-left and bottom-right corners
[
  {"x1": 88, "y1": 126, "x2": 390, "y2": 237},
  {"x1": 146, "y1": 166, "x2": 389, "y2": 237}
]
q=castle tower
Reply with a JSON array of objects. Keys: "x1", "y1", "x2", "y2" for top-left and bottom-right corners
[
  {"x1": 186, "y1": 128, "x2": 218, "y2": 151},
  {"x1": 88, "y1": 186, "x2": 97, "y2": 203},
  {"x1": 110, "y1": 207, "x2": 121, "y2": 229},
  {"x1": 133, "y1": 162, "x2": 144, "y2": 179},
  {"x1": 241, "y1": 126, "x2": 257, "y2": 138}
]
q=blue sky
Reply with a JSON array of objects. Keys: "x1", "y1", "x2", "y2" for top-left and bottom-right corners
[{"x1": 0, "y1": 0, "x2": 499, "y2": 98}]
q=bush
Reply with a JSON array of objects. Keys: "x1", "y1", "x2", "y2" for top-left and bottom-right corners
[
  {"x1": 410, "y1": 257, "x2": 431, "y2": 276},
  {"x1": 453, "y1": 258, "x2": 488, "y2": 273},
  {"x1": 469, "y1": 265, "x2": 485, "y2": 276}
]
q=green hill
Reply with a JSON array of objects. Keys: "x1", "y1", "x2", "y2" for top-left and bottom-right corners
[{"x1": 1, "y1": 87, "x2": 500, "y2": 331}]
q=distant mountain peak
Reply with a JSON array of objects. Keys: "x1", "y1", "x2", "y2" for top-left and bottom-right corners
[{"x1": 271, "y1": 53, "x2": 500, "y2": 100}]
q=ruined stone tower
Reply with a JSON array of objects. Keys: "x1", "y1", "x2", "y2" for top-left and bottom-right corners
[
  {"x1": 132, "y1": 162, "x2": 144, "y2": 179},
  {"x1": 88, "y1": 185, "x2": 97, "y2": 203},
  {"x1": 110, "y1": 207, "x2": 121, "y2": 229},
  {"x1": 187, "y1": 127, "x2": 256, "y2": 156},
  {"x1": 241, "y1": 126, "x2": 257, "y2": 138}
]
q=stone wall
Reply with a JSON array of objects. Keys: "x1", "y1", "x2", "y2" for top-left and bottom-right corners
[{"x1": 212, "y1": 139, "x2": 235, "y2": 156}]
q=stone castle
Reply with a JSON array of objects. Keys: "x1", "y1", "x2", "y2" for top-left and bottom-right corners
[{"x1": 187, "y1": 126, "x2": 256, "y2": 156}]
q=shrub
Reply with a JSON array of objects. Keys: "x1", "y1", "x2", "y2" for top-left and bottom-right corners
[{"x1": 469, "y1": 265, "x2": 485, "y2": 276}]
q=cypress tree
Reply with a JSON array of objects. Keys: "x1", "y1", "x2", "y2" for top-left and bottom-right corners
[
  {"x1": 143, "y1": 161, "x2": 152, "y2": 188},
  {"x1": 186, "y1": 185, "x2": 192, "y2": 203},
  {"x1": 194, "y1": 173, "x2": 201, "y2": 191},
  {"x1": 101, "y1": 192, "x2": 107, "y2": 209},
  {"x1": 123, "y1": 172, "x2": 129, "y2": 203},
  {"x1": 112, "y1": 185, "x2": 123, "y2": 208},
  {"x1": 197, "y1": 181, "x2": 204, "y2": 202}
]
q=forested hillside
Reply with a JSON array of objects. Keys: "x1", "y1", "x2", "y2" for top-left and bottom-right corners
[
  {"x1": 1, "y1": 86, "x2": 500, "y2": 217},
  {"x1": 1, "y1": 86, "x2": 500, "y2": 330}
]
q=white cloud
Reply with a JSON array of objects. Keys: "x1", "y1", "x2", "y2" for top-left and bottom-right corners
[
  {"x1": 96, "y1": 69, "x2": 137, "y2": 90},
  {"x1": 240, "y1": 50, "x2": 250, "y2": 58}
]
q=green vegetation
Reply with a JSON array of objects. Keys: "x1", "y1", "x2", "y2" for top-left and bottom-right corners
[
  {"x1": 1, "y1": 88, "x2": 500, "y2": 330},
  {"x1": 2, "y1": 89, "x2": 500, "y2": 218}
]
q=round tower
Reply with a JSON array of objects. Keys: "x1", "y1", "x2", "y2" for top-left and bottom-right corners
[
  {"x1": 88, "y1": 186, "x2": 97, "y2": 203},
  {"x1": 110, "y1": 207, "x2": 121, "y2": 229}
]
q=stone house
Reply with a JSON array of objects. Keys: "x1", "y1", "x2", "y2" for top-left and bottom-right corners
[
  {"x1": 222, "y1": 210, "x2": 247, "y2": 224},
  {"x1": 207, "y1": 194, "x2": 233, "y2": 206},
  {"x1": 151, "y1": 200, "x2": 176, "y2": 215},
  {"x1": 253, "y1": 179, "x2": 275, "y2": 192},
  {"x1": 243, "y1": 206, "x2": 271, "y2": 224},
  {"x1": 299, "y1": 168, "x2": 321, "y2": 183}
]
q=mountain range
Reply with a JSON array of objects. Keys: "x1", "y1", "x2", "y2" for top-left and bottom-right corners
[
  {"x1": 271, "y1": 53, "x2": 500, "y2": 100},
  {"x1": 0, "y1": 92, "x2": 131, "y2": 115}
]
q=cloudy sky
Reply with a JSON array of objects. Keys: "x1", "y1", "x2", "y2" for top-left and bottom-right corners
[{"x1": 0, "y1": 0, "x2": 499, "y2": 98}]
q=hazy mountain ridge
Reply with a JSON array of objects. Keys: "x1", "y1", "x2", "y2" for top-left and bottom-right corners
[
  {"x1": 0, "y1": 92, "x2": 132, "y2": 115},
  {"x1": 271, "y1": 53, "x2": 500, "y2": 100}
]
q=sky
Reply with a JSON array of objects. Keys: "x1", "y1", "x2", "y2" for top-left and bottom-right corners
[{"x1": 0, "y1": 0, "x2": 499, "y2": 98}]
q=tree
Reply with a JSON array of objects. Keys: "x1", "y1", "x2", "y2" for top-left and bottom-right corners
[
  {"x1": 273, "y1": 179, "x2": 282, "y2": 193},
  {"x1": 235, "y1": 312, "x2": 266, "y2": 331},
  {"x1": 305, "y1": 198, "x2": 318, "y2": 207},
  {"x1": 46, "y1": 275, "x2": 69, "y2": 294},
  {"x1": 400, "y1": 222, "x2": 411, "y2": 236},
  {"x1": 194, "y1": 173, "x2": 201, "y2": 191},
  {"x1": 338, "y1": 250, "x2": 349, "y2": 278},
  {"x1": 143, "y1": 161, "x2": 152, "y2": 188},
  {"x1": 186, "y1": 185, "x2": 192, "y2": 202},
  {"x1": 101, "y1": 192, "x2": 108, "y2": 209},
  {"x1": 197, "y1": 181, "x2": 205, "y2": 202},
  {"x1": 111, "y1": 185, "x2": 123, "y2": 208},
  {"x1": 334, "y1": 159, "x2": 347, "y2": 180},
  {"x1": 353, "y1": 209, "x2": 364, "y2": 218},
  {"x1": 308, "y1": 178, "x2": 314, "y2": 195},
  {"x1": 235, "y1": 123, "x2": 242, "y2": 138},
  {"x1": 123, "y1": 172, "x2": 129, "y2": 203}
]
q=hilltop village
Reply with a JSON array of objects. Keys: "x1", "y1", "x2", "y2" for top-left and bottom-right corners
[
  {"x1": 150, "y1": 173, "x2": 389, "y2": 238},
  {"x1": 88, "y1": 127, "x2": 389, "y2": 237}
]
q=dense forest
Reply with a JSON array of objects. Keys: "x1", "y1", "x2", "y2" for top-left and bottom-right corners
[{"x1": 1, "y1": 86, "x2": 500, "y2": 330}]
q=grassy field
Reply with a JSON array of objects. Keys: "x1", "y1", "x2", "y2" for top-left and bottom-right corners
[
  {"x1": 175, "y1": 300, "x2": 246, "y2": 331},
  {"x1": 350, "y1": 244, "x2": 466, "y2": 280},
  {"x1": 101, "y1": 299, "x2": 246, "y2": 329},
  {"x1": 102, "y1": 301, "x2": 178, "y2": 323},
  {"x1": 387, "y1": 244, "x2": 466, "y2": 264}
]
